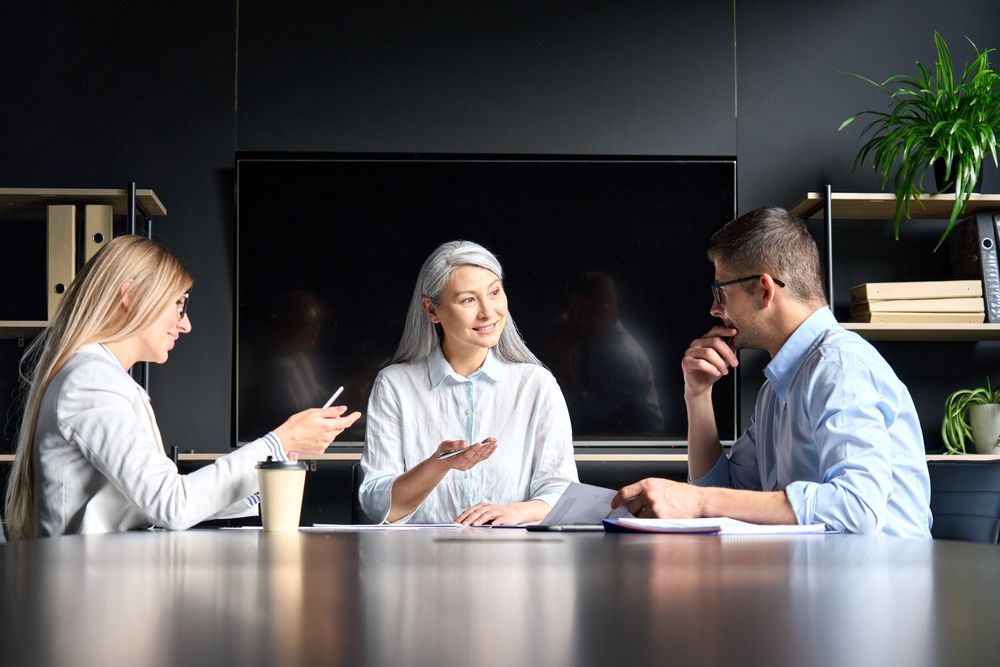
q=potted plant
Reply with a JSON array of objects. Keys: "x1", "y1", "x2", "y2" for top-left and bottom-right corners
[
  {"x1": 839, "y1": 31, "x2": 1000, "y2": 250},
  {"x1": 941, "y1": 379, "x2": 1000, "y2": 454}
]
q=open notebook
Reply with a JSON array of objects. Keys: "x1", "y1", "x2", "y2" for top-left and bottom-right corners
[{"x1": 603, "y1": 517, "x2": 830, "y2": 535}]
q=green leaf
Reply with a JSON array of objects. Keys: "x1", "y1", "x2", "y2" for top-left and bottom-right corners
[{"x1": 840, "y1": 30, "x2": 999, "y2": 246}]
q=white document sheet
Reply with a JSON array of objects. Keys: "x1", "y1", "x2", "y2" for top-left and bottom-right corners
[
  {"x1": 533, "y1": 482, "x2": 631, "y2": 528},
  {"x1": 607, "y1": 517, "x2": 830, "y2": 535},
  {"x1": 305, "y1": 523, "x2": 465, "y2": 532}
]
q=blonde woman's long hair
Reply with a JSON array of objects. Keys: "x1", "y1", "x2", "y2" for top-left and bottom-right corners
[{"x1": 4, "y1": 235, "x2": 192, "y2": 540}]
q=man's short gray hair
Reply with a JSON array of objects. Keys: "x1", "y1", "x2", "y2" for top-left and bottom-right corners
[{"x1": 708, "y1": 207, "x2": 827, "y2": 305}]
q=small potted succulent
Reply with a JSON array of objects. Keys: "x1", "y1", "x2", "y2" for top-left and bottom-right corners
[
  {"x1": 839, "y1": 31, "x2": 1000, "y2": 250},
  {"x1": 941, "y1": 379, "x2": 1000, "y2": 454}
]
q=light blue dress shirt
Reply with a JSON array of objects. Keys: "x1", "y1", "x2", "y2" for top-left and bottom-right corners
[
  {"x1": 692, "y1": 307, "x2": 932, "y2": 538},
  {"x1": 360, "y1": 346, "x2": 578, "y2": 524}
]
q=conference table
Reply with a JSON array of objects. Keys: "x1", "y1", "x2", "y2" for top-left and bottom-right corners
[{"x1": 1, "y1": 529, "x2": 997, "y2": 667}]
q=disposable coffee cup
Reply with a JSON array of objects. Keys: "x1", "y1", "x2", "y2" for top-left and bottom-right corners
[{"x1": 256, "y1": 458, "x2": 308, "y2": 532}]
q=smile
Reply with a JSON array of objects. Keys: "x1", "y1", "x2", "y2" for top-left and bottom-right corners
[{"x1": 472, "y1": 322, "x2": 498, "y2": 334}]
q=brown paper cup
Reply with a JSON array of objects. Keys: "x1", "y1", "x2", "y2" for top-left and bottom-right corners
[{"x1": 256, "y1": 459, "x2": 308, "y2": 531}]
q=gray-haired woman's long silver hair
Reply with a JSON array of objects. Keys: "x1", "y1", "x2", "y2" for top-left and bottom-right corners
[{"x1": 392, "y1": 240, "x2": 542, "y2": 366}]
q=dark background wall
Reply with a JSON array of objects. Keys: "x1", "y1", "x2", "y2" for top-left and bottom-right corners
[{"x1": 1, "y1": 0, "x2": 997, "y2": 454}]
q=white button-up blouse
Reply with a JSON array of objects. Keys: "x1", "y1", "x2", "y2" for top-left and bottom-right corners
[{"x1": 359, "y1": 346, "x2": 578, "y2": 524}]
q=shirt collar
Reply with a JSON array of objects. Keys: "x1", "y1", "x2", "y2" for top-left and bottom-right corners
[
  {"x1": 427, "y1": 345, "x2": 505, "y2": 388},
  {"x1": 764, "y1": 307, "x2": 836, "y2": 399},
  {"x1": 84, "y1": 342, "x2": 152, "y2": 401},
  {"x1": 89, "y1": 342, "x2": 122, "y2": 367}
]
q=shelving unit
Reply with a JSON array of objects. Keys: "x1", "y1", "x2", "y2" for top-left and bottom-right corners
[
  {"x1": 840, "y1": 323, "x2": 1000, "y2": 342},
  {"x1": 790, "y1": 192, "x2": 1000, "y2": 221},
  {"x1": 789, "y1": 188, "x2": 1000, "y2": 342},
  {"x1": 0, "y1": 186, "x2": 166, "y2": 339},
  {"x1": 0, "y1": 188, "x2": 165, "y2": 216}
]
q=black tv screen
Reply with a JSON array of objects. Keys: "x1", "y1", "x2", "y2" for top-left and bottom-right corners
[{"x1": 236, "y1": 154, "x2": 736, "y2": 445}]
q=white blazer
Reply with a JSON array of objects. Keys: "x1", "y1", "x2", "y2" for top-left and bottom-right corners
[{"x1": 34, "y1": 344, "x2": 272, "y2": 536}]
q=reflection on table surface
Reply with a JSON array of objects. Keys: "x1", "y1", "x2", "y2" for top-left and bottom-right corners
[{"x1": 2, "y1": 530, "x2": 998, "y2": 667}]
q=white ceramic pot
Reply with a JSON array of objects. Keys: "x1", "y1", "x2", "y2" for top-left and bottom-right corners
[{"x1": 969, "y1": 404, "x2": 1000, "y2": 455}]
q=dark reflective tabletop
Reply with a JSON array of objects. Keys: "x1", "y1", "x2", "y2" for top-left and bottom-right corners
[{"x1": 2, "y1": 530, "x2": 998, "y2": 667}]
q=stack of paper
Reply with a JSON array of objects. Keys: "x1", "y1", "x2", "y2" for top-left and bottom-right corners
[
  {"x1": 849, "y1": 280, "x2": 985, "y2": 324},
  {"x1": 603, "y1": 517, "x2": 829, "y2": 535},
  {"x1": 306, "y1": 523, "x2": 464, "y2": 532}
]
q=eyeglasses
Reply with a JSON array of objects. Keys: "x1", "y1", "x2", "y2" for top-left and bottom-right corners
[
  {"x1": 176, "y1": 293, "x2": 190, "y2": 319},
  {"x1": 711, "y1": 275, "x2": 785, "y2": 305}
]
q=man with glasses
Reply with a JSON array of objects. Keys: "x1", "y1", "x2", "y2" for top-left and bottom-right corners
[{"x1": 613, "y1": 207, "x2": 932, "y2": 537}]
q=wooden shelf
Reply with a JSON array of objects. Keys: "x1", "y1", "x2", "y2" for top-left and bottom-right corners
[
  {"x1": 790, "y1": 192, "x2": 1000, "y2": 220},
  {"x1": 0, "y1": 187, "x2": 166, "y2": 331},
  {"x1": 0, "y1": 320, "x2": 48, "y2": 338},
  {"x1": 0, "y1": 187, "x2": 166, "y2": 216},
  {"x1": 842, "y1": 323, "x2": 1000, "y2": 342},
  {"x1": 789, "y1": 190, "x2": 1000, "y2": 341},
  {"x1": 926, "y1": 454, "x2": 1000, "y2": 461}
]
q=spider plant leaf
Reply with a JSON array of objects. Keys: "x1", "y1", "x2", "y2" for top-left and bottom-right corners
[
  {"x1": 841, "y1": 31, "x2": 998, "y2": 247},
  {"x1": 838, "y1": 116, "x2": 857, "y2": 132}
]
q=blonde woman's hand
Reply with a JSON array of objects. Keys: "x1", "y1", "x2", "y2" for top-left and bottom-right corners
[{"x1": 273, "y1": 406, "x2": 362, "y2": 458}]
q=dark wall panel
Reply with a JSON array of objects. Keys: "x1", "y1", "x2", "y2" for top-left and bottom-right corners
[
  {"x1": 2, "y1": 1, "x2": 998, "y2": 456},
  {"x1": 736, "y1": 0, "x2": 1000, "y2": 447},
  {"x1": 237, "y1": 1, "x2": 737, "y2": 155},
  {"x1": 736, "y1": 0, "x2": 999, "y2": 211},
  {"x1": 0, "y1": 1, "x2": 237, "y2": 451}
]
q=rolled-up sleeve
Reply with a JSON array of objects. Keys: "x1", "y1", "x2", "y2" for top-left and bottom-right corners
[
  {"x1": 528, "y1": 375, "x2": 579, "y2": 509},
  {"x1": 690, "y1": 415, "x2": 761, "y2": 490},
  {"x1": 358, "y1": 374, "x2": 407, "y2": 524},
  {"x1": 690, "y1": 449, "x2": 731, "y2": 487},
  {"x1": 783, "y1": 361, "x2": 892, "y2": 534}
]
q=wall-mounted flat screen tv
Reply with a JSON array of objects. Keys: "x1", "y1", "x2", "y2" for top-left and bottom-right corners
[{"x1": 236, "y1": 154, "x2": 736, "y2": 446}]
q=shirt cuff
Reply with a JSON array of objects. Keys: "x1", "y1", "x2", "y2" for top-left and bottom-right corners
[
  {"x1": 689, "y1": 451, "x2": 732, "y2": 488},
  {"x1": 243, "y1": 433, "x2": 287, "y2": 507},
  {"x1": 262, "y1": 432, "x2": 287, "y2": 462},
  {"x1": 783, "y1": 480, "x2": 815, "y2": 525},
  {"x1": 531, "y1": 487, "x2": 566, "y2": 511},
  {"x1": 384, "y1": 509, "x2": 416, "y2": 525},
  {"x1": 379, "y1": 476, "x2": 419, "y2": 524}
]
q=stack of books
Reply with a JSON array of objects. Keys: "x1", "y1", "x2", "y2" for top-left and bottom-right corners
[{"x1": 849, "y1": 280, "x2": 986, "y2": 324}]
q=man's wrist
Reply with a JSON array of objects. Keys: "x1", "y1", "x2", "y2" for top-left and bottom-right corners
[{"x1": 698, "y1": 486, "x2": 717, "y2": 518}]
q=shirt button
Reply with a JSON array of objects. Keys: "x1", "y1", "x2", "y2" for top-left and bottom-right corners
[
  {"x1": 464, "y1": 472, "x2": 469, "y2": 479},
  {"x1": 464, "y1": 410, "x2": 470, "y2": 416}
]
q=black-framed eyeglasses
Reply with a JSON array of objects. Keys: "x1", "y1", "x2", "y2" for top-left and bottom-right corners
[
  {"x1": 711, "y1": 275, "x2": 785, "y2": 304},
  {"x1": 176, "y1": 293, "x2": 190, "y2": 319}
]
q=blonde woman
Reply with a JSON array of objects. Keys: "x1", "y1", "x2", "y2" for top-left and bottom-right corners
[
  {"x1": 359, "y1": 240, "x2": 578, "y2": 526},
  {"x1": 4, "y1": 236, "x2": 361, "y2": 540}
]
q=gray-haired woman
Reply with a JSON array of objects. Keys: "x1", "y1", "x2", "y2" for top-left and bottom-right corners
[{"x1": 359, "y1": 241, "x2": 578, "y2": 526}]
